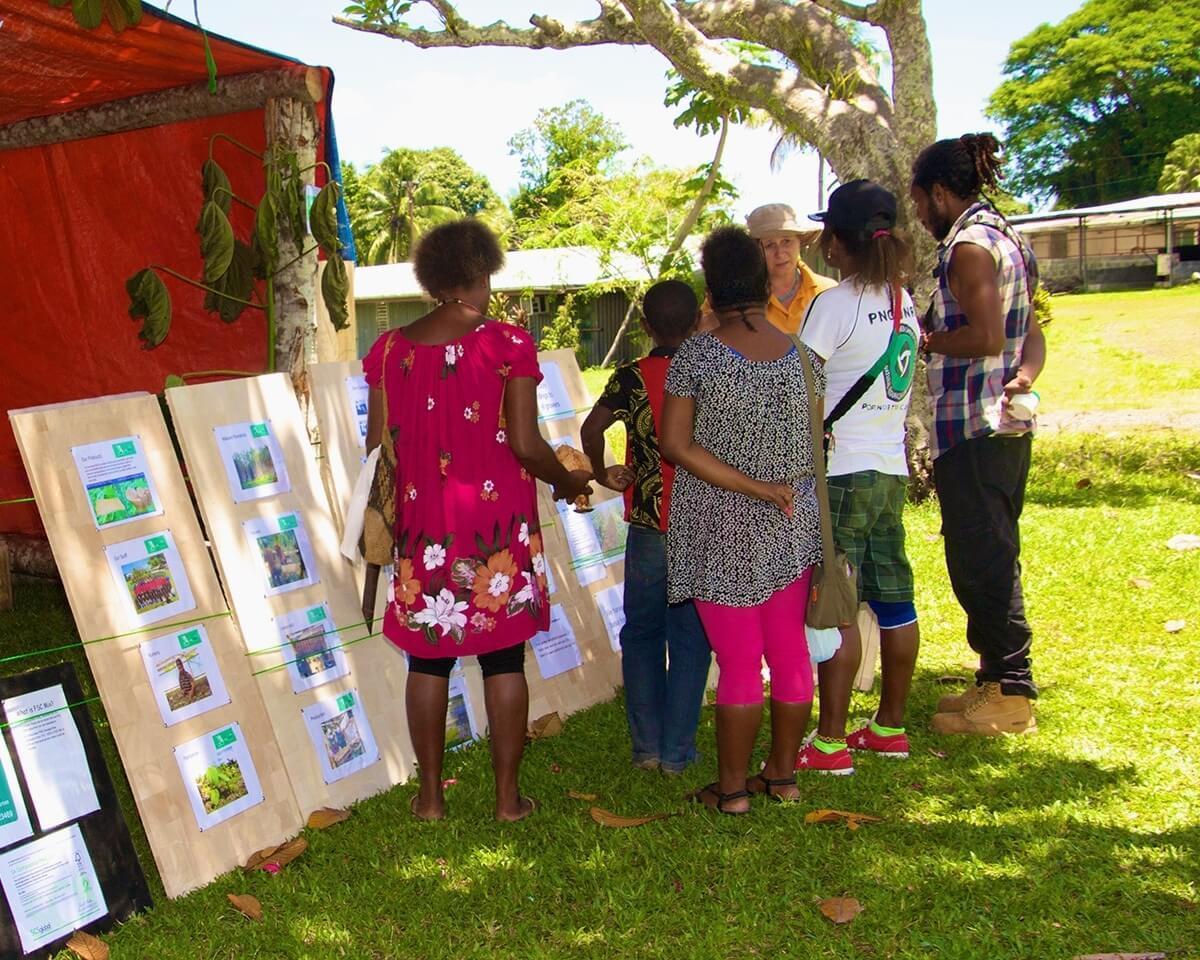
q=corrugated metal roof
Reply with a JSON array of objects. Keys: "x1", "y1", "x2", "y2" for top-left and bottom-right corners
[
  {"x1": 1011, "y1": 192, "x2": 1200, "y2": 232},
  {"x1": 353, "y1": 245, "x2": 649, "y2": 301}
]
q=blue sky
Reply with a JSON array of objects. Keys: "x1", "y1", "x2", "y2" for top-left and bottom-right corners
[{"x1": 189, "y1": 1, "x2": 1083, "y2": 215}]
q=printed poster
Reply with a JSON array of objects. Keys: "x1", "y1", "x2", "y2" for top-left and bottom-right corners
[
  {"x1": 0, "y1": 735, "x2": 33, "y2": 850},
  {"x1": 243, "y1": 512, "x2": 319, "y2": 596},
  {"x1": 2, "y1": 685, "x2": 101, "y2": 831},
  {"x1": 594, "y1": 583, "x2": 626, "y2": 653},
  {"x1": 345, "y1": 374, "x2": 370, "y2": 447},
  {"x1": 138, "y1": 624, "x2": 231, "y2": 726},
  {"x1": 0, "y1": 823, "x2": 106, "y2": 954},
  {"x1": 446, "y1": 671, "x2": 479, "y2": 750},
  {"x1": 553, "y1": 497, "x2": 627, "y2": 585},
  {"x1": 174, "y1": 722, "x2": 264, "y2": 831},
  {"x1": 214, "y1": 420, "x2": 291, "y2": 503},
  {"x1": 271, "y1": 602, "x2": 349, "y2": 694},
  {"x1": 531, "y1": 604, "x2": 583, "y2": 679},
  {"x1": 536, "y1": 360, "x2": 574, "y2": 422},
  {"x1": 300, "y1": 689, "x2": 379, "y2": 785},
  {"x1": 104, "y1": 530, "x2": 196, "y2": 627},
  {"x1": 71, "y1": 436, "x2": 163, "y2": 530}
]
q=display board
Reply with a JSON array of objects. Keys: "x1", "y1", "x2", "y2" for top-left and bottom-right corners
[
  {"x1": 0, "y1": 663, "x2": 151, "y2": 960},
  {"x1": 166, "y1": 375, "x2": 414, "y2": 819},
  {"x1": 9, "y1": 395, "x2": 301, "y2": 899}
]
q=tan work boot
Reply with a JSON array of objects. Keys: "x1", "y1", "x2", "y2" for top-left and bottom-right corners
[
  {"x1": 936, "y1": 683, "x2": 986, "y2": 714},
  {"x1": 931, "y1": 682, "x2": 1036, "y2": 736}
]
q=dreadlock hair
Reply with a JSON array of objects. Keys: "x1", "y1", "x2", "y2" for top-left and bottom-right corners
[
  {"x1": 911, "y1": 133, "x2": 1004, "y2": 201},
  {"x1": 820, "y1": 222, "x2": 914, "y2": 290},
  {"x1": 701, "y1": 226, "x2": 769, "y2": 329},
  {"x1": 413, "y1": 218, "x2": 505, "y2": 300}
]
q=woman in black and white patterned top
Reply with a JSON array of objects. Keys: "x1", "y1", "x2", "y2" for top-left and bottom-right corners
[{"x1": 660, "y1": 226, "x2": 824, "y2": 814}]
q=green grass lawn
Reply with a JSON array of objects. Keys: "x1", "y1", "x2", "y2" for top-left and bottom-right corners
[{"x1": 4, "y1": 431, "x2": 1198, "y2": 959}]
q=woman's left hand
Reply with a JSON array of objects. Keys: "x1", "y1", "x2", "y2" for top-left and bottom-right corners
[{"x1": 751, "y1": 480, "x2": 794, "y2": 518}]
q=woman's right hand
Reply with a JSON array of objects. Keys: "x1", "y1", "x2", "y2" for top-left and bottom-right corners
[
  {"x1": 753, "y1": 480, "x2": 795, "y2": 518},
  {"x1": 552, "y1": 469, "x2": 594, "y2": 503}
]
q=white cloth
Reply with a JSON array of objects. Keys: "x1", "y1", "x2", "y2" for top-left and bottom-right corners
[
  {"x1": 806, "y1": 625, "x2": 843, "y2": 663},
  {"x1": 800, "y1": 279, "x2": 919, "y2": 477},
  {"x1": 340, "y1": 446, "x2": 380, "y2": 562}
]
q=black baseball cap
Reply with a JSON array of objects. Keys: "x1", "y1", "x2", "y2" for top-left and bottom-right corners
[{"x1": 810, "y1": 179, "x2": 897, "y2": 235}]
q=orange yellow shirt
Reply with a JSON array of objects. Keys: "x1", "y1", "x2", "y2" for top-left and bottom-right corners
[{"x1": 766, "y1": 262, "x2": 837, "y2": 335}]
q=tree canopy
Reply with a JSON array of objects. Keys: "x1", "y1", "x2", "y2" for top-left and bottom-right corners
[
  {"x1": 987, "y1": 0, "x2": 1200, "y2": 207},
  {"x1": 1158, "y1": 134, "x2": 1200, "y2": 195}
]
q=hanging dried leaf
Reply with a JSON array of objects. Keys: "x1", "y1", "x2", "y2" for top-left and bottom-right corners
[
  {"x1": 306, "y1": 807, "x2": 351, "y2": 830},
  {"x1": 309, "y1": 180, "x2": 341, "y2": 256},
  {"x1": 203, "y1": 240, "x2": 256, "y2": 323},
  {"x1": 1166, "y1": 534, "x2": 1200, "y2": 551},
  {"x1": 589, "y1": 806, "x2": 673, "y2": 828},
  {"x1": 1128, "y1": 577, "x2": 1152, "y2": 590},
  {"x1": 201, "y1": 158, "x2": 232, "y2": 214},
  {"x1": 126, "y1": 268, "x2": 172, "y2": 348},
  {"x1": 528, "y1": 712, "x2": 564, "y2": 739},
  {"x1": 567, "y1": 790, "x2": 598, "y2": 801},
  {"x1": 196, "y1": 200, "x2": 235, "y2": 282},
  {"x1": 244, "y1": 836, "x2": 308, "y2": 872},
  {"x1": 65, "y1": 931, "x2": 109, "y2": 960},
  {"x1": 1165, "y1": 620, "x2": 1186, "y2": 634},
  {"x1": 804, "y1": 809, "x2": 883, "y2": 830},
  {"x1": 227, "y1": 893, "x2": 263, "y2": 921},
  {"x1": 818, "y1": 897, "x2": 863, "y2": 924},
  {"x1": 321, "y1": 252, "x2": 350, "y2": 331}
]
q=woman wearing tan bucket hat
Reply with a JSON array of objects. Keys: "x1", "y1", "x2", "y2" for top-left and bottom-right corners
[{"x1": 745, "y1": 203, "x2": 837, "y2": 335}]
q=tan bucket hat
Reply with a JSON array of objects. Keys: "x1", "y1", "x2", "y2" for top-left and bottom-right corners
[{"x1": 746, "y1": 203, "x2": 804, "y2": 238}]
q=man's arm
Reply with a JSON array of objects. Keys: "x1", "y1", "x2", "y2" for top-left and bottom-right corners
[
  {"x1": 925, "y1": 243, "x2": 1005, "y2": 358},
  {"x1": 1005, "y1": 313, "x2": 1046, "y2": 398},
  {"x1": 580, "y1": 405, "x2": 633, "y2": 491}
]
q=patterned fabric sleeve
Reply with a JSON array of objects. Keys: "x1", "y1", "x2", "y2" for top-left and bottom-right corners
[
  {"x1": 503, "y1": 326, "x2": 543, "y2": 383},
  {"x1": 664, "y1": 336, "x2": 701, "y2": 398},
  {"x1": 595, "y1": 364, "x2": 635, "y2": 423},
  {"x1": 362, "y1": 330, "x2": 391, "y2": 389},
  {"x1": 804, "y1": 345, "x2": 827, "y2": 399}
]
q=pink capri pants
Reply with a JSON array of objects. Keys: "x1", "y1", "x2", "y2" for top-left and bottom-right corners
[{"x1": 694, "y1": 569, "x2": 814, "y2": 706}]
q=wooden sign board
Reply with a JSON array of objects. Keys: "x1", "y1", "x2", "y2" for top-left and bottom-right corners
[
  {"x1": 9, "y1": 394, "x2": 301, "y2": 899},
  {"x1": 166, "y1": 375, "x2": 414, "y2": 819}
]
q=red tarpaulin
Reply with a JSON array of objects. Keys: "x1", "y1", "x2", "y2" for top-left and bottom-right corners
[{"x1": 0, "y1": 2, "x2": 332, "y2": 536}]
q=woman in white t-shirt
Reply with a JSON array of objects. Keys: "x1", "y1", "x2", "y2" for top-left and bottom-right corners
[{"x1": 797, "y1": 180, "x2": 921, "y2": 775}]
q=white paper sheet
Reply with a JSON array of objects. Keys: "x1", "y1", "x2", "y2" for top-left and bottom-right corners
[
  {"x1": 214, "y1": 420, "x2": 291, "y2": 503},
  {"x1": 71, "y1": 435, "x2": 163, "y2": 530},
  {"x1": 530, "y1": 604, "x2": 583, "y2": 679},
  {"x1": 0, "y1": 735, "x2": 33, "y2": 851},
  {"x1": 590, "y1": 498, "x2": 629, "y2": 566},
  {"x1": 139, "y1": 624, "x2": 231, "y2": 726},
  {"x1": 593, "y1": 583, "x2": 626, "y2": 653},
  {"x1": 553, "y1": 499, "x2": 606, "y2": 586},
  {"x1": 271, "y1": 602, "x2": 350, "y2": 694},
  {"x1": 104, "y1": 530, "x2": 196, "y2": 627},
  {"x1": 300, "y1": 689, "x2": 379, "y2": 784},
  {"x1": 345, "y1": 375, "x2": 369, "y2": 448},
  {"x1": 0, "y1": 823, "x2": 106, "y2": 953},
  {"x1": 243, "y1": 512, "x2": 320, "y2": 596},
  {"x1": 536, "y1": 360, "x2": 574, "y2": 422},
  {"x1": 174, "y1": 723, "x2": 264, "y2": 831},
  {"x1": 1, "y1": 686, "x2": 100, "y2": 831},
  {"x1": 445, "y1": 671, "x2": 479, "y2": 751}
]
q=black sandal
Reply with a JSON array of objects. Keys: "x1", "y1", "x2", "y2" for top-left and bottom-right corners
[
  {"x1": 748, "y1": 773, "x2": 798, "y2": 803},
  {"x1": 690, "y1": 782, "x2": 751, "y2": 815}
]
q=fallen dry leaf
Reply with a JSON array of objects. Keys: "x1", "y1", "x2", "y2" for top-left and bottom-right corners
[
  {"x1": 1185, "y1": 471, "x2": 1200, "y2": 482},
  {"x1": 589, "y1": 806, "x2": 673, "y2": 828},
  {"x1": 306, "y1": 807, "x2": 351, "y2": 830},
  {"x1": 1075, "y1": 477, "x2": 1093, "y2": 489},
  {"x1": 244, "y1": 836, "x2": 308, "y2": 872},
  {"x1": 65, "y1": 931, "x2": 109, "y2": 960},
  {"x1": 805, "y1": 809, "x2": 883, "y2": 831},
  {"x1": 1128, "y1": 577, "x2": 1153, "y2": 590},
  {"x1": 1166, "y1": 534, "x2": 1200, "y2": 551},
  {"x1": 1071, "y1": 953, "x2": 1166, "y2": 959},
  {"x1": 819, "y1": 897, "x2": 863, "y2": 924},
  {"x1": 672, "y1": 878, "x2": 683, "y2": 893},
  {"x1": 528, "y1": 712, "x2": 564, "y2": 739},
  {"x1": 227, "y1": 893, "x2": 263, "y2": 922},
  {"x1": 1165, "y1": 620, "x2": 1187, "y2": 633},
  {"x1": 928, "y1": 748, "x2": 948, "y2": 759},
  {"x1": 567, "y1": 790, "x2": 599, "y2": 801},
  {"x1": 550, "y1": 762, "x2": 563, "y2": 773}
]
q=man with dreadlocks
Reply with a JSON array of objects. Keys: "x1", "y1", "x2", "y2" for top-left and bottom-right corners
[{"x1": 910, "y1": 133, "x2": 1046, "y2": 737}]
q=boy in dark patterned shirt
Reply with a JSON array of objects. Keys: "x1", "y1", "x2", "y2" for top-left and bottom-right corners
[{"x1": 581, "y1": 280, "x2": 711, "y2": 774}]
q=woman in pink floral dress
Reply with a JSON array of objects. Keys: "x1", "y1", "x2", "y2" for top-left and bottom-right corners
[{"x1": 364, "y1": 219, "x2": 591, "y2": 822}]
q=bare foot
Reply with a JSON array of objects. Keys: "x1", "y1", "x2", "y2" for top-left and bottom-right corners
[
  {"x1": 410, "y1": 792, "x2": 446, "y2": 821},
  {"x1": 495, "y1": 796, "x2": 537, "y2": 822}
]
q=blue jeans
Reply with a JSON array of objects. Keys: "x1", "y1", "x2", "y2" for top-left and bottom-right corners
[{"x1": 620, "y1": 524, "x2": 711, "y2": 772}]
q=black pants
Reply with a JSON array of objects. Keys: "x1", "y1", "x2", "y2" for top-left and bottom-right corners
[
  {"x1": 934, "y1": 434, "x2": 1036, "y2": 698},
  {"x1": 407, "y1": 641, "x2": 526, "y2": 679}
]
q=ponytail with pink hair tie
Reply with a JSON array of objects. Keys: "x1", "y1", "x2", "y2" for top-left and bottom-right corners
[{"x1": 871, "y1": 229, "x2": 891, "y2": 239}]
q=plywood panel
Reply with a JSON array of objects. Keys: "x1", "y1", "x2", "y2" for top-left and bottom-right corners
[
  {"x1": 9, "y1": 394, "x2": 302, "y2": 899},
  {"x1": 166, "y1": 375, "x2": 414, "y2": 819}
]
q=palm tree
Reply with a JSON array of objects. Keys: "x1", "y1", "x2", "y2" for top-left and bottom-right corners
[
  {"x1": 357, "y1": 153, "x2": 460, "y2": 264},
  {"x1": 1158, "y1": 134, "x2": 1200, "y2": 194}
]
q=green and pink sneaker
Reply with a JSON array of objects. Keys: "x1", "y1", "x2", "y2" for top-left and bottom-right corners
[
  {"x1": 795, "y1": 738, "x2": 854, "y2": 775},
  {"x1": 846, "y1": 720, "x2": 910, "y2": 759}
]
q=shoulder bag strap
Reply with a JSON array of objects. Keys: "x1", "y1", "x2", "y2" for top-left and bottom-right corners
[
  {"x1": 822, "y1": 282, "x2": 904, "y2": 438},
  {"x1": 791, "y1": 337, "x2": 836, "y2": 576}
]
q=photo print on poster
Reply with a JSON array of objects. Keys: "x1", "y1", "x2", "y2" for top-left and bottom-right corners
[
  {"x1": 71, "y1": 436, "x2": 163, "y2": 530},
  {"x1": 214, "y1": 420, "x2": 291, "y2": 503},
  {"x1": 445, "y1": 670, "x2": 479, "y2": 751},
  {"x1": 104, "y1": 531, "x2": 196, "y2": 627},
  {"x1": 243, "y1": 513, "x2": 319, "y2": 597},
  {"x1": 271, "y1": 602, "x2": 349, "y2": 695},
  {"x1": 300, "y1": 689, "x2": 379, "y2": 785},
  {"x1": 345, "y1": 375, "x2": 369, "y2": 448},
  {"x1": 138, "y1": 625, "x2": 231, "y2": 727},
  {"x1": 173, "y1": 723, "x2": 264, "y2": 831}
]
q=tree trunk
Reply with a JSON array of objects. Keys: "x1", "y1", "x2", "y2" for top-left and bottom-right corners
[{"x1": 0, "y1": 534, "x2": 58, "y2": 580}]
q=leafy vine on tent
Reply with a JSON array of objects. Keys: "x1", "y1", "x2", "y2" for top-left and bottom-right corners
[{"x1": 126, "y1": 135, "x2": 350, "y2": 386}]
